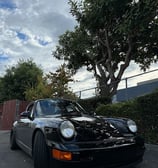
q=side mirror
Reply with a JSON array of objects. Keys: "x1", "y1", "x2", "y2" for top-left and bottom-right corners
[{"x1": 20, "y1": 111, "x2": 30, "y2": 118}]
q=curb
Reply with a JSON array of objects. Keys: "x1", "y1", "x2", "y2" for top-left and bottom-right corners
[
  {"x1": 145, "y1": 143, "x2": 158, "y2": 152},
  {"x1": 0, "y1": 130, "x2": 10, "y2": 134}
]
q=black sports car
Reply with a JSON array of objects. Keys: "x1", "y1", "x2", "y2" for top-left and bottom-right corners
[{"x1": 10, "y1": 98, "x2": 145, "y2": 168}]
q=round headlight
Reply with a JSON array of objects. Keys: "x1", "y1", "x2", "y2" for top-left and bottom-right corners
[
  {"x1": 60, "y1": 121, "x2": 75, "y2": 139},
  {"x1": 127, "y1": 120, "x2": 137, "y2": 133}
]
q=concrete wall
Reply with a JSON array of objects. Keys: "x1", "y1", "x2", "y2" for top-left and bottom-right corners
[{"x1": 116, "y1": 80, "x2": 158, "y2": 102}]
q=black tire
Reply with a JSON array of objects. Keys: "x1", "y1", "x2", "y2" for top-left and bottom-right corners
[
  {"x1": 33, "y1": 131, "x2": 50, "y2": 168},
  {"x1": 10, "y1": 130, "x2": 19, "y2": 150}
]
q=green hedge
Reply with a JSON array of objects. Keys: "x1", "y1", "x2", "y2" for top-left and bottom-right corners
[
  {"x1": 77, "y1": 96, "x2": 111, "y2": 112},
  {"x1": 96, "y1": 91, "x2": 158, "y2": 144}
]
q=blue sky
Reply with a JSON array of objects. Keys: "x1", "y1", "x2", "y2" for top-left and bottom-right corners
[
  {"x1": 0, "y1": 52, "x2": 9, "y2": 61},
  {"x1": 16, "y1": 31, "x2": 29, "y2": 41},
  {"x1": 0, "y1": 0, "x2": 158, "y2": 97},
  {"x1": 0, "y1": 0, "x2": 16, "y2": 10}
]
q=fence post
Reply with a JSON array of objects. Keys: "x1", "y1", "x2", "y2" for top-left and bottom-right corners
[
  {"x1": 125, "y1": 78, "x2": 128, "y2": 101},
  {"x1": 79, "y1": 91, "x2": 82, "y2": 99}
]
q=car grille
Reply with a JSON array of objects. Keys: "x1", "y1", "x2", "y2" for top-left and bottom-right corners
[{"x1": 74, "y1": 120, "x2": 122, "y2": 142}]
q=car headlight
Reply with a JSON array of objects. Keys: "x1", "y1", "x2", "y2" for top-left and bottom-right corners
[
  {"x1": 127, "y1": 120, "x2": 137, "y2": 133},
  {"x1": 60, "y1": 121, "x2": 75, "y2": 139}
]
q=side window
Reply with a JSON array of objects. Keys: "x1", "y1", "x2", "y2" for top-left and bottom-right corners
[
  {"x1": 26, "y1": 103, "x2": 34, "y2": 118},
  {"x1": 27, "y1": 104, "x2": 34, "y2": 113}
]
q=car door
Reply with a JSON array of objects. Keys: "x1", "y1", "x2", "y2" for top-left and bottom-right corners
[{"x1": 16, "y1": 102, "x2": 35, "y2": 153}]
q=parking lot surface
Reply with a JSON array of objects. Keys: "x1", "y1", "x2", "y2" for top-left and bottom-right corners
[{"x1": 0, "y1": 131, "x2": 157, "y2": 168}]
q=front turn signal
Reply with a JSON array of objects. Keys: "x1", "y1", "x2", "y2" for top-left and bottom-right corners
[{"x1": 52, "y1": 149, "x2": 72, "y2": 161}]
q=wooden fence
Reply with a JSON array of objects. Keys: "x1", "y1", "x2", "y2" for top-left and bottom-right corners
[{"x1": 0, "y1": 100, "x2": 29, "y2": 130}]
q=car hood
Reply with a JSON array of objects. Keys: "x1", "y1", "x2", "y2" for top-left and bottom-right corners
[{"x1": 67, "y1": 115, "x2": 122, "y2": 141}]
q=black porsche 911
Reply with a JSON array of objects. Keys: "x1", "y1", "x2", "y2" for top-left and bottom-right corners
[{"x1": 10, "y1": 98, "x2": 145, "y2": 168}]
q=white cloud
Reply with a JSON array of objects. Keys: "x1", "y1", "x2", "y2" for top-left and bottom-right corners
[{"x1": 0, "y1": 0, "x2": 75, "y2": 77}]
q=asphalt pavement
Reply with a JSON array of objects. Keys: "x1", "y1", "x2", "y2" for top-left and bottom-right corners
[{"x1": 0, "y1": 130, "x2": 158, "y2": 168}]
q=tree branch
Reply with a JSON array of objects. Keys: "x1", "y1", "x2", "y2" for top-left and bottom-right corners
[
  {"x1": 117, "y1": 35, "x2": 133, "y2": 81},
  {"x1": 104, "y1": 29, "x2": 116, "y2": 82}
]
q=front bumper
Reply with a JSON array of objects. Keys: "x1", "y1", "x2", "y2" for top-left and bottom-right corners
[{"x1": 50, "y1": 142, "x2": 145, "y2": 168}]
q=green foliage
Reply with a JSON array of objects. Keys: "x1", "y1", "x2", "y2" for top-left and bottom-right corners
[
  {"x1": 0, "y1": 59, "x2": 43, "y2": 101},
  {"x1": 0, "y1": 60, "x2": 76, "y2": 102},
  {"x1": 136, "y1": 91, "x2": 158, "y2": 143},
  {"x1": 24, "y1": 76, "x2": 52, "y2": 101},
  {"x1": 25, "y1": 64, "x2": 76, "y2": 101},
  {"x1": 78, "y1": 96, "x2": 111, "y2": 112},
  {"x1": 96, "y1": 100, "x2": 138, "y2": 119},
  {"x1": 45, "y1": 64, "x2": 76, "y2": 99},
  {"x1": 54, "y1": 0, "x2": 158, "y2": 99},
  {"x1": 96, "y1": 90, "x2": 158, "y2": 144}
]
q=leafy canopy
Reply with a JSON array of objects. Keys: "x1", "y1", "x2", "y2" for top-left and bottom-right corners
[
  {"x1": 0, "y1": 59, "x2": 43, "y2": 101},
  {"x1": 53, "y1": 0, "x2": 158, "y2": 98}
]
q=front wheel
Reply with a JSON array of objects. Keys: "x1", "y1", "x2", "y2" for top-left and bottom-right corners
[
  {"x1": 33, "y1": 131, "x2": 50, "y2": 168},
  {"x1": 33, "y1": 131, "x2": 63, "y2": 168}
]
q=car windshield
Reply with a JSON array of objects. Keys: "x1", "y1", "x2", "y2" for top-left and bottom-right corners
[{"x1": 38, "y1": 99, "x2": 86, "y2": 116}]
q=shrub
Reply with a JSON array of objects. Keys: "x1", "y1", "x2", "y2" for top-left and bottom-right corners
[
  {"x1": 96, "y1": 91, "x2": 158, "y2": 144},
  {"x1": 78, "y1": 96, "x2": 111, "y2": 112}
]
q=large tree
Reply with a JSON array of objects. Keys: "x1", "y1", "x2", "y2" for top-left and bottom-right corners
[
  {"x1": 45, "y1": 64, "x2": 75, "y2": 99},
  {"x1": 0, "y1": 59, "x2": 43, "y2": 101},
  {"x1": 25, "y1": 64, "x2": 76, "y2": 101},
  {"x1": 53, "y1": 0, "x2": 158, "y2": 99},
  {"x1": 24, "y1": 75, "x2": 51, "y2": 101}
]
